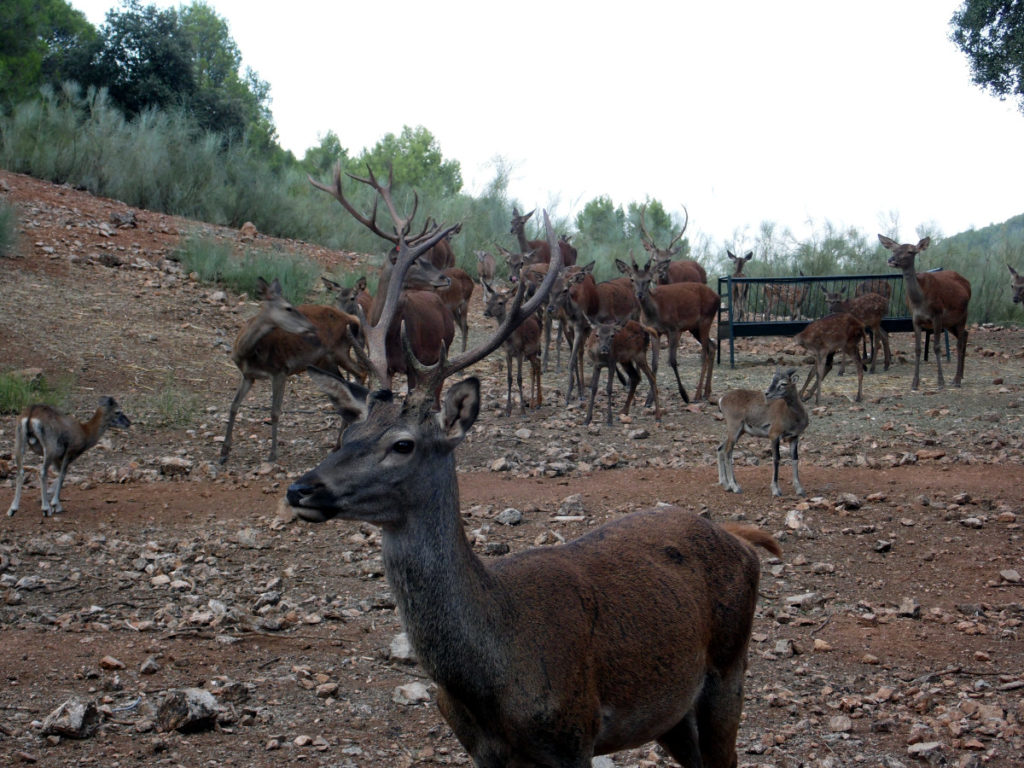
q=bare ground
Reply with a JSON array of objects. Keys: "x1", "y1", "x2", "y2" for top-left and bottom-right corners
[{"x1": 0, "y1": 169, "x2": 1022, "y2": 768}]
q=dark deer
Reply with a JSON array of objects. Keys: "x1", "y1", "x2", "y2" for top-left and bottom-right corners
[
  {"x1": 616, "y1": 255, "x2": 720, "y2": 403},
  {"x1": 322, "y1": 275, "x2": 372, "y2": 318},
  {"x1": 584, "y1": 319, "x2": 661, "y2": 425},
  {"x1": 510, "y1": 206, "x2": 578, "y2": 266},
  {"x1": 794, "y1": 312, "x2": 865, "y2": 404},
  {"x1": 220, "y1": 277, "x2": 366, "y2": 464},
  {"x1": 638, "y1": 204, "x2": 706, "y2": 284},
  {"x1": 7, "y1": 397, "x2": 131, "y2": 517},
  {"x1": 287, "y1": 214, "x2": 778, "y2": 767},
  {"x1": 717, "y1": 367, "x2": 808, "y2": 497},
  {"x1": 482, "y1": 281, "x2": 542, "y2": 415},
  {"x1": 727, "y1": 250, "x2": 753, "y2": 321},
  {"x1": 820, "y1": 286, "x2": 891, "y2": 373},
  {"x1": 1008, "y1": 264, "x2": 1024, "y2": 304},
  {"x1": 878, "y1": 235, "x2": 971, "y2": 390}
]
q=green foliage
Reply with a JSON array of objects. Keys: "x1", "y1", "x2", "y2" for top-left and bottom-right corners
[
  {"x1": 951, "y1": 0, "x2": 1024, "y2": 114},
  {"x1": 355, "y1": 125, "x2": 463, "y2": 199},
  {"x1": 172, "y1": 232, "x2": 319, "y2": 303},
  {"x1": 142, "y1": 376, "x2": 201, "y2": 428},
  {"x1": 0, "y1": 198, "x2": 19, "y2": 258},
  {"x1": 0, "y1": 371, "x2": 69, "y2": 414}
]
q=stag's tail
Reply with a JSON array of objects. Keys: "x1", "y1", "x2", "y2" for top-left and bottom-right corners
[{"x1": 721, "y1": 523, "x2": 783, "y2": 558}]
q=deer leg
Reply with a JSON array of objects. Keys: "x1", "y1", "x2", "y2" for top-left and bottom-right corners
[
  {"x1": 790, "y1": 436, "x2": 804, "y2": 496},
  {"x1": 39, "y1": 454, "x2": 54, "y2": 516},
  {"x1": 691, "y1": 663, "x2": 746, "y2": 768},
  {"x1": 541, "y1": 311, "x2": 552, "y2": 372},
  {"x1": 49, "y1": 453, "x2": 74, "y2": 515},
  {"x1": 644, "y1": 333, "x2": 661, "y2": 407},
  {"x1": 268, "y1": 373, "x2": 288, "y2": 463},
  {"x1": 717, "y1": 423, "x2": 744, "y2": 493},
  {"x1": 505, "y1": 348, "x2": 514, "y2": 417},
  {"x1": 221, "y1": 374, "x2": 254, "y2": 464},
  {"x1": 656, "y1": 711, "x2": 701, "y2": 768},
  {"x1": 666, "y1": 333, "x2": 690, "y2": 404},
  {"x1": 566, "y1": 332, "x2": 581, "y2": 404},
  {"x1": 531, "y1": 356, "x2": 543, "y2": 408},
  {"x1": 770, "y1": 436, "x2": 783, "y2": 496},
  {"x1": 621, "y1": 363, "x2": 641, "y2": 419},
  {"x1": 605, "y1": 358, "x2": 616, "y2": 425},
  {"x1": 953, "y1": 325, "x2": 968, "y2": 387},
  {"x1": 799, "y1": 365, "x2": 818, "y2": 402},
  {"x1": 911, "y1": 325, "x2": 923, "y2": 390},
  {"x1": 516, "y1": 354, "x2": 527, "y2": 416},
  {"x1": 6, "y1": 421, "x2": 27, "y2": 516},
  {"x1": 584, "y1": 361, "x2": 602, "y2": 425},
  {"x1": 638, "y1": 360, "x2": 661, "y2": 421},
  {"x1": 932, "y1": 323, "x2": 946, "y2": 389},
  {"x1": 459, "y1": 309, "x2": 469, "y2": 353},
  {"x1": 851, "y1": 345, "x2": 864, "y2": 402},
  {"x1": 879, "y1": 326, "x2": 892, "y2": 371}
]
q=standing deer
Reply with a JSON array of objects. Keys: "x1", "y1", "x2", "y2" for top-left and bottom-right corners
[
  {"x1": 820, "y1": 286, "x2": 891, "y2": 373},
  {"x1": 475, "y1": 249, "x2": 496, "y2": 284},
  {"x1": 482, "y1": 281, "x2": 542, "y2": 415},
  {"x1": 7, "y1": 397, "x2": 131, "y2": 517},
  {"x1": 878, "y1": 235, "x2": 971, "y2": 390},
  {"x1": 584, "y1": 319, "x2": 661, "y2": 425},
  {"x1": 437, "y1": 267, "x2": 475, "y2": 352},
  {"x1": 727, "y1": 250, "x2": 753, "y2": 321},
  {"x1": 794, "y1": 312, "x2": 865, "y2": 404},
  {"x1": 287, "y1": 212, "x2": 779, "y2": 766},
  {"x1": 638, "y1": 204, "x2": 706, "y2": 284},
  {"x1": 1008, "y1": 264, "x2": 1024, "y2": 304},
  {"x1": 510, "y1": 206, "x2": 578, "y2": 266},
  {"x1": 763, "y1": 274, "x2": 807, "y2": 320},
  {"x1": 220, "y1": 277, "x2": 366, "y2": 464},
  {"x1": 322, "y1": 275, "x2": 372, "y2": 319},
  {"x1": 616, "y1": 256, "x2": 720, "y2": 403},
  {"x1": 717, "y1": 367, "x2": 808, "y2": 497}
]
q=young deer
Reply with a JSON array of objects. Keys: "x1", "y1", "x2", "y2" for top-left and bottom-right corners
[
  {"x1": 1008, "y1": 264, "x2": 1024, "y2": 305},
  {"x1": 727, "y1": 250, "x2": 753, "y2": 321},
  {"x1": 482, "y1": 281, "x2": 542, "y2": 415},
  {"x1": 584, "y1": 318, "x2": 661, "y2": 425},
  {"x1": 820, "y1": 286, "x2": 891, "y2": 373},
  {"x1": 288, "y1": 214, "x2": 779, "y2": 765},
  {"x1": 879, "y1": 235, "x2": 971, "y2": 390},
  {"x1": 7, "y1": 397, "x2": 131, "y2": 517},
  {"x1": 474, "y1": 249, "x2": 496, "y2": 284},
  {"x1": 763, "y1": 274, "x2": 807, "y2": 320},
  {"x1": 794, "y1": 312, "x2": 865, "y2": 404},
  {"x1": 717, "y1": 367, "x2": 808, "y2": 497}
]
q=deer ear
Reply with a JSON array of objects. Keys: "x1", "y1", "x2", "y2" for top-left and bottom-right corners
[
  {"x1": 614, "y1": 259, "x2": 630, "y2": 274},
  {"x1": 916, "y1": 237, "x2": 931, "y2": 251},
  {"x1": 877, "y1": 234, "x2": 897, "y2": 250},
  {"x1": 307, "y1": 366, "x2": 369, "y2": 424},
  {"x1": 438, "y1": 377, "x2": 480, "y2": 445}
]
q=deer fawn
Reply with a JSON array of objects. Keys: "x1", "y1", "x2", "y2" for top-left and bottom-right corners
[
  {"x1": 482, "y1": 281, "x2": 542, "y2": 415},
  {"x1": 879, "y1": 235, "x2": 971, "y2": 390},
  {"x1": 794, "y1": 312, "x2": 865, "y2": 404},
  {"x1": 820, "y1": 286, "x2": 891, "y2": 373},
  {"x1": 7, "y1": 397, "x2": 131, "y2": 517},
  {"x1": 288, "y1": 211, "x2": 778, "y2": 767},
  {"x1": 763, "y1": 273, "x2": 807, "y2": 320},
  {"x1": 727, "y1": 250, "x2": 753, "y2": 321},
  {"x1": 584, "y1": 319, "x2": 661, "y2": 425},
  {"x1": 717, "y1": 367, "x2": 808, "y2": 497}
]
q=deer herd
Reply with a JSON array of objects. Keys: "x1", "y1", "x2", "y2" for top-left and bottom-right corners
[{"x1": 7, "y1": 167, "x2": 1005, "y2": 767}]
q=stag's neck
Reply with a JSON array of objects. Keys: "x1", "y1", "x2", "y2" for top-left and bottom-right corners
[{"x1": 380, "y1": 456, "x2": 509, "y2": 689}]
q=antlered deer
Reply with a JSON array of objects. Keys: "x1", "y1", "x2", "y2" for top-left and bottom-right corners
[
  {"x1": 727, "y1": 250, "x2": 753, "y2": 321},
  {"x1": 638, "y1": 204, "x2": 706, "y2": 284},
  {"x1": 879, "y1": 235, "x2": 971, "y2": 390},
  {"x1": 510, "y1": 206, "x2": 578, "y2": 266},
  {"x1": 717, "y1": 367, "x2": 808, "y2": 497},
  {"x1": 7, "y1": 397, "x2": 131, "y2": 517},
  {"x1": 820, "y1": 286, "x2": 891, "y2": 373},
  {"x1": 220, "y1": 277, "x2": 366, "y2": 464},
  {"x1": 584, "y1": 319, "x2": 661, "y2": 425},
  {"x1": 482, "y1": 281, "x2": 542, "y2": 415},
  {"x1": 1008, "y1": 264, "x2": 1024, "y2": 304},
  {"x1": 794, "y1": 312, "x2": 865, "y2": 404},
  {"x1": 287, "y1": 214, "x2": 779, "y2": 767}
]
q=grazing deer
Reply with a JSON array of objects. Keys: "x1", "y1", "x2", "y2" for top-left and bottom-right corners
[
  {"x1": 879, "y1": 235, "x2": 971, "y2": 390},
  {"x1": 474, "y1": 249, "x2": 496, "y2": 284},
  {"x1": 794, "y1": 312, "x2": 865, "y2": 404},
  {"x1": 287, "y1": 215, "x2": 779, "y2": 766},
  {"x1": 584, "y1": 319, "x2": 661, "y2": 425},
  {"x1": 7, "y1": 397, "x2": 131, "y2": 517},
  {"x1": 638, "y1": 204, "x2": 706, "y2": 284},
  {"x1": 616, "y1": 255, "x2": 720, "y2": 403},
  {"x1": 717, "y1": 367, "x2": 808, "y2": 497},
  {"x1": 1008, "y1": 264, "x2": 1024, "y2": 305},
  {"x1": 510, "y1": 206, "x2": 578, "y2": 266},
  {"x1": 482, "y1": 281, "x2": 542, "y2": 415},
  {"x1": 820, "y1": 286, "x2": 891, "y2": 373},
  {"x1": 763, "y1": 274, "x2": 807, "y2": 320},
  {"x1": 727, "y1": 250, "x2": 753, "y2": 321},
  {"x1": 220, "y1": 277, "x2": 366, "y2": 464}
]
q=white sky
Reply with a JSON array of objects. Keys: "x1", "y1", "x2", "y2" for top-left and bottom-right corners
[{"x1": 70, "y1": 1, "x2": 1024, "y2": 247}]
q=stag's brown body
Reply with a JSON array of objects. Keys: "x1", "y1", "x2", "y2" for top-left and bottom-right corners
[{"x1": 510, "y1": 207, "x2": 578, "y2": 267}]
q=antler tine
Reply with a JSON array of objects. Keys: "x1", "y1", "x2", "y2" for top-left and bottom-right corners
[
  {"x1": 436, "y1": 210, "x2": 563, "y2": 382},
  {"x1": 309, "y1": 163, "x2": 399, "y2": 244},
  {"x1": 668, "y1": 205, "x2": 689, "y2": 249},
  {"x1": 637, "y1": 203, "x2": 655, "y2": 246}
]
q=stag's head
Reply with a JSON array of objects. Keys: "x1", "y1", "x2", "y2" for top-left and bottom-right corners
[
  {"x1": 638, "y1": 204, "x2": 688, "y2": 260},
  {"x1": 879, "y1": 234, "x2": 931, "y2": 271}
]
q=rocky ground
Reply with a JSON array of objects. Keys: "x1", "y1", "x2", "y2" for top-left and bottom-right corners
[{"x1": 1, "y1": 169, "x2": 1023, "y2": 767}]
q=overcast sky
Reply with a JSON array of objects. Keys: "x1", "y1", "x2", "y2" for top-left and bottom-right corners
[{"x1": 71, "y1": 1, "x2": 1024, "y2": 247}]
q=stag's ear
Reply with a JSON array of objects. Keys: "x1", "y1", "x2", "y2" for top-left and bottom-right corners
[
  {"x1": 307, "y1": 366, "x2": 369, "y2": 424},
  {"x1": 438, "y1": 377, "x2": 480, "y2": 446},
  {"x1": 614, "y1": 258, "x2": 630, "y2": 275}
]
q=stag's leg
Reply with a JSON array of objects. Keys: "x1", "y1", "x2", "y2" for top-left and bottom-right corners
[
  {"x1": 666, "y1": 331, "x2": 690, "y2": 404},
  {"x1": 458, "y1": 309, "x2": 469, "y2": 353},
  {"x1": 39, "y1": 454, "x2": 54, "y2": 516},
  {"x1": 605, "y1": 358, "x2": 617, "y2": 425},
  {"x1": 656, "y1": 711, "x2": 701, "y2": 768},
  {"x1": 790, "y1": 436, "x2": 804, "y2": 496},
  {"x1": 268, "y1": 373, "x2": 287, "y2": 463},
  {"x1": 6, "y1": 420, "x2": 27, "y2": 516},
  {"x1": 799, "y1": 365, "x2": 817, "y2": 402},
  {"x1": 566, "y1": 333, "x2": 582, "y2": 404},
  {"x1": 770, "y1": 436, "x2": 784, "y2": 497},
  {"x1": 697, "y1": 334, "x2": 715, "y2": 401},
  {"x1": 850, "y1": 345, "x2": 864, "y2": 402},
  {"x1": 692, "y1": 665, "x2": 747, "y2": 768},
  {"x1": 953, "y1": 325, "x2": 968, "y2": 387},
  {"x1": 221, "y1": 374, "x2": 254, "y2": 464},
  {"x1": 879, "y1": 326, "x2": 892, "y2": 371},
  {"x1": 530, "y1": 355, "x2": 543, "y2": 408},
  {"x1": 584, "y1": 361, "x2": 603, "y2": 425},
  {"x1": 644, "y1": 332, "x2": 662, "y2": 408},
  {"x1": 931, "y1": 322, "x2": 946, "y2": 389},
  {"x1": 541, "y1": 311, "x2": 553, "y2": 372}
]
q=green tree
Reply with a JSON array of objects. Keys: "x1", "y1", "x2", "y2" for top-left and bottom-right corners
[
  {"x1": 301, "y1": 130, "x2": 351, "y2": 178},
  {"x1": 356, "y1": 125, "x2": 462, "y2": 199},
  {"x1": 951, "y1": 0, "x2": 1024, "y2": 113}
]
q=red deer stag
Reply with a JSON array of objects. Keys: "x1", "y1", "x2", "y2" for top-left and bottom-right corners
[
  {"x1": 7, "y1": 397, "x2": 131, "y2": 517},
  {"x1": 727, "y1": 250, "x2": 753, "y2": 321},
  {"x1": 286, "y1": 213, "x2": 778, "y2": 767},
  {"x1": 717, "y1": 367, "x2": 808, "y2": 497},
  {"x1": 584, "y1": 318, "x2": 661, "y2": 425},
  {"x1": 510, "y1": 206, "x2": 578, "y2": 266},
  {"x1": 878, "y1": 235, "x2": 971, "y2": 390},
  {"x1": 616, "y1": 255, "x2": 720, "y2": 403},
  {"x1": 1008, "y1": 264, "x2": 1024, "y2": 305},
  {"x1": 310, "y1": 165, "x2": 456, "y2": 392},
  {"x1": 482, "y1": 281, "x2": 542, "y2": 415},
  {"x1": 638, "y1": 204, "x2": 707, "y2": 284},
  {"x1": 220, "y1": 277, "x2": 366, "y2": 464},
  {"x1": 794, "y1": 312, "x2": 865, "y2": 404},
  {"x1": 820, "y1": 286, "x2": 891, "y2": 373}
]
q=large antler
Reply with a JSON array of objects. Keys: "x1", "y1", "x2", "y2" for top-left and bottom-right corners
[{"x1": 638, "y1": 203, "x2": 689, "y2": 256}]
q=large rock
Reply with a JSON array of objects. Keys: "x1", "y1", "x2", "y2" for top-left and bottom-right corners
[
  {"x1": 42, "y1": 697, "x2": 100, "y2": 739},
  {"x1": 156, "y1": 688, "x2": 223, "y2": 732}
]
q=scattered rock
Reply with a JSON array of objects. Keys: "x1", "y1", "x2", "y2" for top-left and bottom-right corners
[
  {"x1": 41, "y1": 697, "x2": 100, "y2": 739},
  {"x1": 156, "y1": 688, "x2": 223, "y2": 732},
  {"x1": 393, "y1": 682, "x2": 430, "y2": 705}
]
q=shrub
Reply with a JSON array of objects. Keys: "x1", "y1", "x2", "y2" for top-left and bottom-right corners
[{"x1": 0, "y1": 371, "x2": 69, "y2": 414}]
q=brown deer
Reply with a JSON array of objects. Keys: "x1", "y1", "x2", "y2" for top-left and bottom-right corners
[
  {"x1": 854, "y1": 278, "x2": 893, "y2": 302},
  {"x1": 510, "y1": 206, "x2": 578, "y2": 266},
  {"x1": 820, "y1": 286, "x2": 891, "y2": 373},
  {"x1": 1008, "y1": 264, "x2": 1024, "y2": 304},
  {"x1": 437, "y1": 267, "x2": 475, "y2": 352},
  {"x1": 220, "y1": 277, "x2": 366, "y2": 464},
  {"x1": 7, "y1": 397, "x2": 131, "y2": 517},
  {"x1": 717, "y1": 367, "x2": 808, "y2": 497},
  {"x1": 638, "y1": 204, "x2": 707, "y2": 284},
  {"x1": 287, "y1": 214, "x2": 779, "y2": 766},
  {"x1": 763, "y1": 274, "x2": 807, "y2": 320},
  {"x1": 616, "y1": 255, "x2": 720, "y2": 403},
  {"x1": 321, "y1": 275, "x2": 372, "y2": 318},
  {"x1": 584, "y1": 319, "x2": 661, "y2": 425},
  {"x1": 878, "y1": 235, "x2": 971, "y2": 390},
  {"x1": 482, "y1": 281, "x2": 542, "y2": 415},
  {"x1": 794, "y1": 312, "x2": 865, "y2": 404},
  {"x1": 474, "y1": 249, "x2": 496, "y2": 284},
  {"x1": 727, "y1": 250, "x2": 753, "y2": 321}
]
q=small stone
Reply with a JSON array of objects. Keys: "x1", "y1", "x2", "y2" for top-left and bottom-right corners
[
  {"x1": 140, "y1": 657, "x2": 161, "y2": 675},
  {"x1": 315, "y1": 682, "x2": 338, "y2": 698},
  {"x1": 558, "y1": 494, "x2": 586, "y2": 516},
  {"x1": 829, "y1": 714, "x2": 853, "y2": 732},
  {"x1": 813, "y1": 638, "x2": 833, "y2": 652},
  {"x1": 294, "y1": 734, "x2": 314, "y2": 747},
  {"x1": 159, "y1": 457, "x2": 192, "y2": 476},
  {"x1": 490, "y1": 457, "x2": 510, "y2": 472},
  {"x1": 907, "y1": 741, "x2": 944, "y2": 760},
  {"x1": 100, "y1": 655, "x2": 126, "y2": 670},
  {"x1": 959, "y1": 517, "x2": 984, "y2": 529},
  {"x1": 999, "y1": 569, "x2": 1021, "y2": 583},
  {"x1": 41, "y1": 697, "x2": 100, "y2": 739},
  {"x1": 898, "y1": 597, "x2": 921, "y2": 619},
  {"x1": 862, "y1": 653, "x2": 880, "y2": 665},
  {"x1": 155, "y1": 688, "x2": 222, "y2": 733},
  {"x1": 389, "y1": 633, "x2": 417, "y2": 663},
  {"x1": 514, "y1": 428, "x2": 532, "y2": 440},
  {"x1": 496, "y1": 508, "x2": 523, "y2": 526},
  {"x1": 393, "y1": 682, "x2": 430, "y2": 705}
]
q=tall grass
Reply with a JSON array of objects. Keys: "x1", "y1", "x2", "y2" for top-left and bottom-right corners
[{"x1": 0, "y1": 371, "x2": 70, "y2": 414}]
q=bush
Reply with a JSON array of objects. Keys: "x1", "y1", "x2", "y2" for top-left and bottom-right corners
[{"x1": 0, "y1": 371, "x2": 69, "y2": 414}]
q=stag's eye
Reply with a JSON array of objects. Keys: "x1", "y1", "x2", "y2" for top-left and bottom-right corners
[{"x1": 393, "y1": 439, "x2": 415, "y2": 455}]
